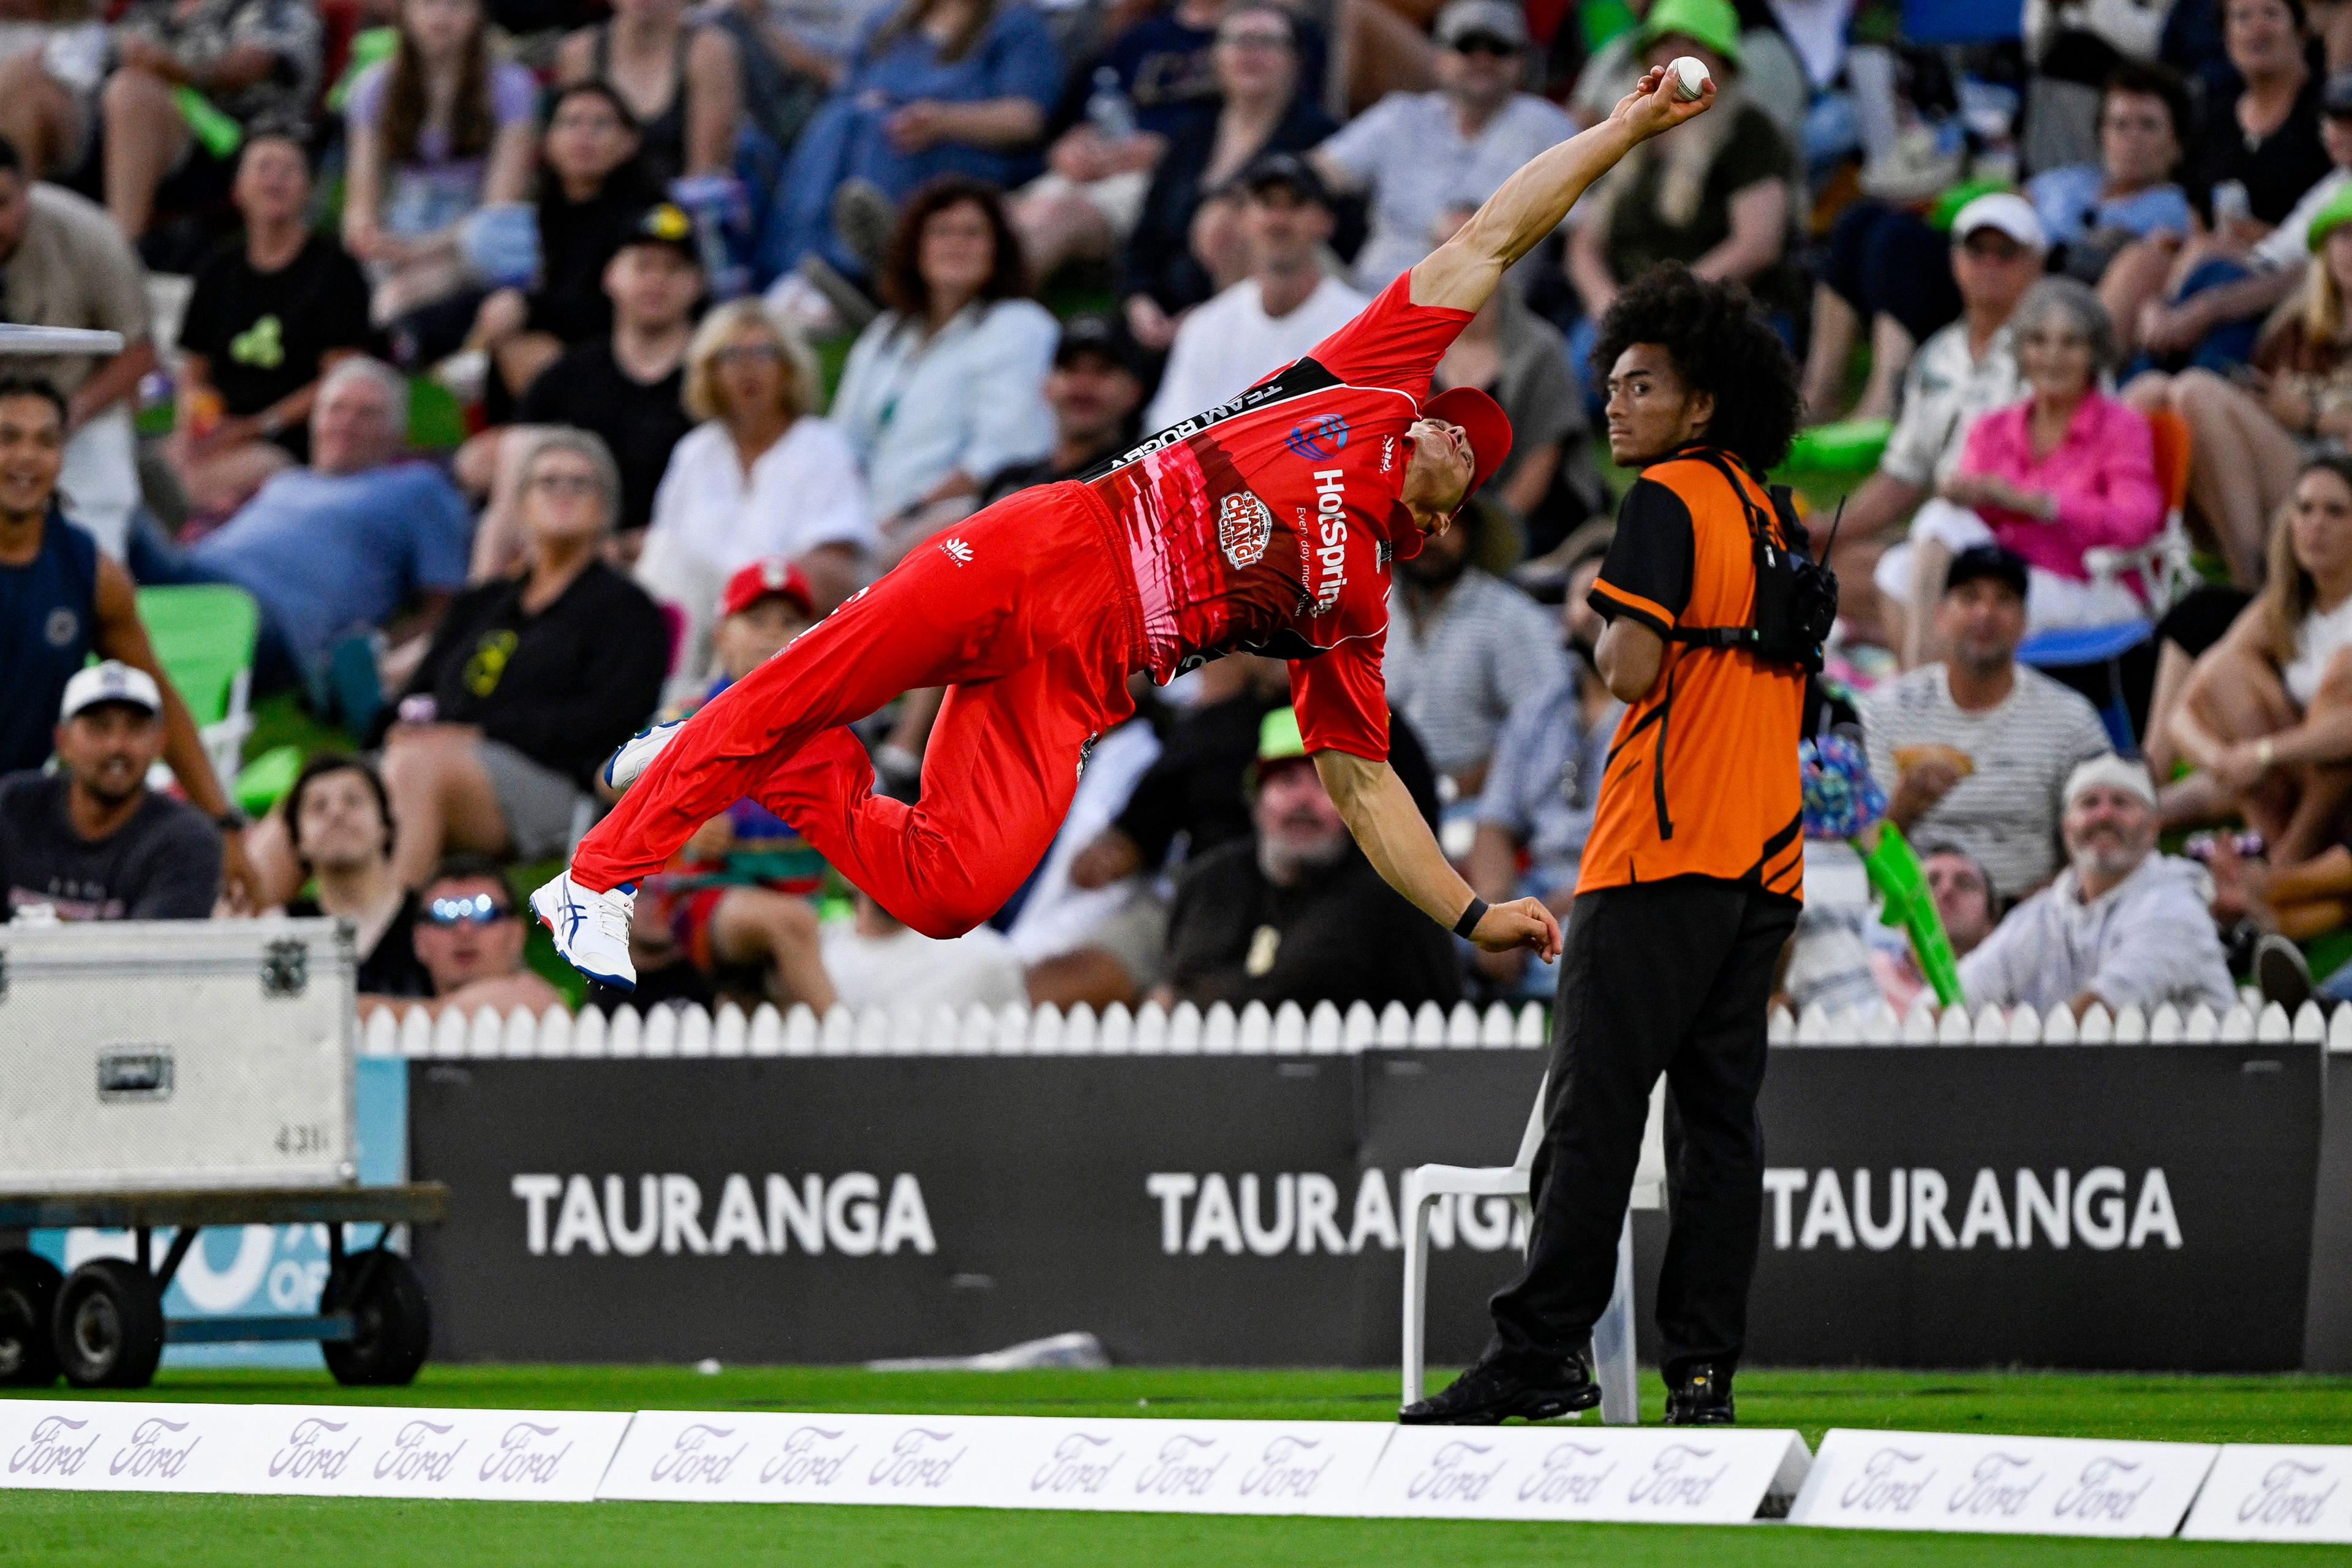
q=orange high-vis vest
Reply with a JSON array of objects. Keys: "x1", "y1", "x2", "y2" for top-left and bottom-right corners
[{"x1": 1578, "y1": 449, "x2": 1806, "y2": 901}]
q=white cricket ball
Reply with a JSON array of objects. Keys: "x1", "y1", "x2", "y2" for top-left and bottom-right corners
[{"x1": 1668, "y1": 55, "x2": 1711, "y2": 102}]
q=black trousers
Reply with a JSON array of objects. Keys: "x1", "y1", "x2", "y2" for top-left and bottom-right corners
[{"x1": 1488, "y1": 875, "x2": 1799, "y2": 1382}]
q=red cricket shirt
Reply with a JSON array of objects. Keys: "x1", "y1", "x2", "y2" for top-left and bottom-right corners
[{"x1": 1080, "y1": 273, "x2": 1474, "y2": 761}]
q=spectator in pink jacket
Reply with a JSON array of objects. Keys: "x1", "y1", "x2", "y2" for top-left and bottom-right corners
[{"x1": 1877, "y1": 277, "x2": 2163, "y2": 664}]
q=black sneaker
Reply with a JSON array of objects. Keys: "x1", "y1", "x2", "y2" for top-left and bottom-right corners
[
  {"x1": 1664, "y1": 1363, "x2": 1735, "y2": 1426},
  {"x1": 1400, "y1": 1354, "x2": 1600, "y2": 1425},
  {"x1": 2256, "y1": 933, "x2": 2312, "y2": 1013}
]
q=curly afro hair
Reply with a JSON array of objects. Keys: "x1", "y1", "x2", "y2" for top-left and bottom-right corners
[{"x1": 1589, "y1": 264, "x2": 1802, "y2": 477}]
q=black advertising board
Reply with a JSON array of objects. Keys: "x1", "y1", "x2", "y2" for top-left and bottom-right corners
[
  {"x1": 409, "y1": 1046, "x2": 2328, "y2": 1371},
  {"x1": 410, "y1": 1057, "x2": 1359, "y2": 1365},
  {"x1": 1740, "y1": 1046, "x2": 2323, "y2": 1372},
  {"x1": 2304, "y1": 1054, "x2": 2352, "y2": 1371}
]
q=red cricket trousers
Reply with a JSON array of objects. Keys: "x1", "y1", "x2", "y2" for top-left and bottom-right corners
[{"x1": 570, "y1": 483, "x2": 1144, "y2": 939}]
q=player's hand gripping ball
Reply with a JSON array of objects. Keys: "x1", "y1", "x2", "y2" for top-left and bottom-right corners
[{"x1": 1668, "y1": 55, "x2": 1711, "y2": 101}]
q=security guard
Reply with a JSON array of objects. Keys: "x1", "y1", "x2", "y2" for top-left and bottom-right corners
[{"x1": 1406, "y1": 265, "x2": 1818, "y2": 1427}]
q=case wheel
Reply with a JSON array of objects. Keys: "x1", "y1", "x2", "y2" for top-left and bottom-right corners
[
  {"x1": 0, "y1": 1251, "x2": 62, "y2": 1386},
  {"x1": 55, "y1": 1258, "x2": 165, "y2": 1389},
  {"x1": 322, "y1": 1248, "x2": 430, "y2": 1386}
]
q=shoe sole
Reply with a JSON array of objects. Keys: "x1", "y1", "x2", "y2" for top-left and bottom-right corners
[
  {"x1": 530, "y1": 883, "x2": 637, "y2": 993},
  {"x1": 1399, "y1": 1384, "x2": 1602, "y2": 1426},
  {"x1": 2257, "y1": 940, "x2": 2312, "y2": 1012}
]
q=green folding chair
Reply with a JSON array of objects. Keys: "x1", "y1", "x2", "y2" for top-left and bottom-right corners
[{"x1": 132, "y1": 583, "x2": 259, "y2": 785}]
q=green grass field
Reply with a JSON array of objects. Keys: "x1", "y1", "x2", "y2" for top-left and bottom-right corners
[{"x1": 6, "y1": 1365, "x2": 2351, "y2": 1566}]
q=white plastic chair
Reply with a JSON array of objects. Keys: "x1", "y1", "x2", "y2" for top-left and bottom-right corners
[{"x1": 1400, "y1": 1076, "x2": 1667, "y2": 1425}]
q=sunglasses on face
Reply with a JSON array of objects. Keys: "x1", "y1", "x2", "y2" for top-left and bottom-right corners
[
  {"x1": 424, "y1": 893, "x2": 516, "y2": 927},
  {"x1": 527, "y1": 471, "x2": 601, "y2": 496},
  {"x1": 1451, "y1": 33, "x2": 1519, "y2": 55}
]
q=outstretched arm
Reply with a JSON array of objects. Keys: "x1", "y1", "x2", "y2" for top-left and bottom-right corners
[
  {"x1": 1314, "y1": 750, "x2": 1562, "y2": 960},
  {"x1": 1408, "y1": 65, "x2": 1715, "y2": 315}
]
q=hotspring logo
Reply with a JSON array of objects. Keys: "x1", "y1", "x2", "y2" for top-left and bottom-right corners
[
  {"x1": 509, "y1": 1171, "x2": 935, "y2": 1257},
  {"x1": 1760, "y1": 1167, "x2": 2182, "y2": 1251}
]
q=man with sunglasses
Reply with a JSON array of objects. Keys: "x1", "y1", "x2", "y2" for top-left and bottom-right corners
[
  {"x1": 1310, "y1": 0, "x2": 1576, "y2": 292},
  {"x1": 537, "y1": 66, "x2": 1719, "y2": 993},
  {"x1": 396, "y1": 854, "x2": 561, "y2": 1022}
]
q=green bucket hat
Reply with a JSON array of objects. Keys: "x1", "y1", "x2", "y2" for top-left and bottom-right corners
[
  {"x1": 1257, "y1": 707, "x2": 1307, "y2": 766},
  {"x1": 1244, "y1": 707, "x2": 1312, "y2": 792},
  {"x1": 1640, "y1": 0, "x2": 1742, "y2": 67},
  {"x1": 2310, "y1": 181, "x2": 2352, "y2": 252}
]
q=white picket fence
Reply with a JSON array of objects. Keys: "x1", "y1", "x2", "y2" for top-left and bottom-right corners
[{"x1": 354, "y1": 996, "x2": 2352, "y2": 1059}]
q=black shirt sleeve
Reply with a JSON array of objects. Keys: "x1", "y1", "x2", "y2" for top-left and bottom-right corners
[{"x1": 1590, "y1": 477, "x2": 1695, "y2": 636}]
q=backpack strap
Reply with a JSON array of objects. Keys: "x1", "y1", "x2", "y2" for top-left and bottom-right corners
[{"x1": 1661, "y1": 447, "x2": 1770, "y2": 649}]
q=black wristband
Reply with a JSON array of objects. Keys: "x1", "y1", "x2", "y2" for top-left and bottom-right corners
[{"x1": 1452, "y1": 897, "x2": 1489, "y2": 939}]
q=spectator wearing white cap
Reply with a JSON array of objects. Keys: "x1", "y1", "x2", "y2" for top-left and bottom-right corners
[
  {"x1": 1307, "y1": 0, "x2": 1576, "y2": 293},
  {"x1": 0, "y1": 662, "x2": 221, "y2": 921},
  {"x1": 1805, "y1": 191, "x2": 2045, "y2": 430},
  {"x1": 1958, "y1": 755, "x2": 2237, "y2": 1018},
  {"x1": 1823, "y1": 194, "x2": 2047, "y2": 647}
]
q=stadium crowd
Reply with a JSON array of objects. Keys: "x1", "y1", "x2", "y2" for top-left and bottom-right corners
[{"x1": 9, "y1": 0, "x2": 2352, "y2": 1023}]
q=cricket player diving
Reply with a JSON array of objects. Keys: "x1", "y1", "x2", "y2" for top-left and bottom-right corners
[{"x1": 533, "y1": 69, "x2": 1720, "y2": 1011}]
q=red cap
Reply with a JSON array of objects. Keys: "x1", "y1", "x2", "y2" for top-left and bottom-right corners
[
  {"x1": 1423, "y1": 385, "x2": 1513, "y2": 503},
  {"x1": 720, "y1": 557, "x2": 815, "y2": 620}
]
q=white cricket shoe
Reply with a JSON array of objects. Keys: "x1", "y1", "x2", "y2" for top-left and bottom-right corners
[
  {"x1": 530, "y1": 872, "x2": 637, "y2": 990},
  {"x1": 603, "y1": 718, "x2": 683, "y2": 792}
]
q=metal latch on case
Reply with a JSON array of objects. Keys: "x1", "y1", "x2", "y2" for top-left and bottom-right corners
[
  {"x1": 261, "y1": 938, "x2": 308, "y2": 997},
  {"x1": 98, "y1": 1048, "x2": 173, "y2": 1101}
]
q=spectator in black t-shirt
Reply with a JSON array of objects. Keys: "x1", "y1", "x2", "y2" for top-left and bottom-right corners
[
  {"x1": 469, "y1": 82, "x2": 663, "y2": 411},
  {"x1": 0, "y1": 662, "x2": 219, "y2": 921},
  {"x1": 978, "y1": 313, "x2": 1150, "y2": 505},
  {"x1": 1153, "y1": 705, "x2": 1460, "y2": 1009},
  {"x1": 382, "y1": 429, "x2": 668, "y2": 886},
  {"x1": 279, "y1": 753, "x2": 433, "y2": 1003},
  {"x1": 168, "y1": 131, "x2": 375, "y2": 519},
  {"x1": 463, "y1": 203, "x2": 703, "y2": 575}
]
